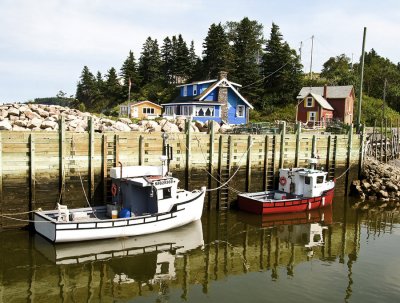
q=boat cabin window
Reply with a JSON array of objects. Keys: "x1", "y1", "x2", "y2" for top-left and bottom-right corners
[
  {"x1": 305, "y1": 176, "x2": 311, "y2": 185},
  {"x1": 317, "y1": 176, "x2": 324, "y2": 184},
  {"x1": 160, "y1": 187, "x2": 172, "y2": 200}
]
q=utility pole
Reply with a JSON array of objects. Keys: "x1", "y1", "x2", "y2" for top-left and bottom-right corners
[
  {"x1": 309, "y1": 35, "x2": 314, "y2": 80},
  {"x1": 356, "y1": 27, "x2": 367, "y2": 134},
  {"x1": 383, "y1": 78, "x2": 387, "y2": 119}
]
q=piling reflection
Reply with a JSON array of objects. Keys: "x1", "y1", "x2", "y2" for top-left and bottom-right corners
[{"x1": 1, "y1": 207, "x2": 400, "y2": 302}]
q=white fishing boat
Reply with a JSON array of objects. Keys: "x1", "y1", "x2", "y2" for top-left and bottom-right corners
[{"x1": 34, "y1": 134, "x2": 206, "y2": 243}]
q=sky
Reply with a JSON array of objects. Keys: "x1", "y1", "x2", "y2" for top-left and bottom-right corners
[{"x1": 1, "y1": 0, "x2": 400, "y2": 102}]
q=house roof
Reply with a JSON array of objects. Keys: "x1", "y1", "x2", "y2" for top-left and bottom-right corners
[
  {"x1": 309, "y1": 93, "x2": 334, "y2": 110},
  {"x1": 164, "y1": 102, "x2": 225, "y2": 106},
  {"x1": 124, "y1": 100, "x2": 163, "y2": 109},
  {"x1": 198, "y1": 78, "x2": 254, "y2": 109},
  {"x1": 297, "y1": 85, "x2": 354, "y2": 99},
  {"x1": 176, "y1": 79, "x2": 242, "y2": 88}
]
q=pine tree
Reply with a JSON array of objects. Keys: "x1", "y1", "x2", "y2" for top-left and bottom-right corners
[
  {"x1": 188, "y1": 40, "x2": 198, "y2": 80},
  {"x1": 227, "y1": 17, "x2": 264, "y2": 104},
  {"x1": 202, "y1": 23, "x2": 233, "y2": 79},
  {"x1": 161, "y1": 37, "x2": 174, "y2": 84},
  {"x1": 262, "y1": 23, "x2": 303, "y2": 107},
  {"x1": 76, "y1": 66, "x2": 96, "y2": 110},
  {"x1": 120, "y1": 50, "x2": 140, "y2": 100},
  {"x1": 104, "y1": 67, "x2": 122, "y2": 109},
  {"x1": 174, "y1": 34, "x2": 190, "y2": 83},
  {"x1": 139, "y1": 37, "x2": 162, "y2": 85}
]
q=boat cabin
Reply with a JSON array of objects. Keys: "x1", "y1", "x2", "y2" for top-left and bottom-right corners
[
  {"x1": 110, "y1": 165, "x2": 180, "y2": 216},
  {"x1": 278, "y1": 168, "x2": 330, "y2": 198}
]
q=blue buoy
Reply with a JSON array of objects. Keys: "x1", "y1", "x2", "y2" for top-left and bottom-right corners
[{"x1": 119, "y1": 208, "x2": 131, "y2": 218}]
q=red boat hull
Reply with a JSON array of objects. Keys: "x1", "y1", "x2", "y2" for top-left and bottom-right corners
[{"x1": 237, "y1": 187, "x2": 335, "y2": 215}]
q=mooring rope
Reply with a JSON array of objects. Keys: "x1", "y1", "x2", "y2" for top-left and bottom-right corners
[
  {"x1": 334, "y1": 166, "x2": 351, "y2": 181},
  {"x1": 0, "y1": 214, "x2": 49, "y2": 223},
  {"x1": 78, "y1": 172, "x2": 99, "y2": 219}
]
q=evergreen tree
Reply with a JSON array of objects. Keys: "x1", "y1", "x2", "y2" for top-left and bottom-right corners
[
  {"x1": 104, "y1": 67, "x2": 122, "y2": 109},
  {"x1": 75, "y1": 66, "x2": 96, "y2": 110},
  {"x1": 202, "y1": 23, "x2": 233, "y2": 79},
  {"x1": 120, "y1": 50, "x2": 140, "y2": 100},
  {"x1": 188, "y1": 40, "x2": 198, "y2": 80},
  {"x1": 174, "y1": 34, "x2": 190, "y2": 83},
  {"x1": 262, "y1": 23, "x2": 303, "y2": 107},
  {"x1": 161, "y1": 37, "x2": 174, "y2": 84},
  {"x1": 138, "y1": 37, "x2": 162, "y2": 85},
  {"x1": 226, "y1": 17, "x2": 264, "y2": 104}
]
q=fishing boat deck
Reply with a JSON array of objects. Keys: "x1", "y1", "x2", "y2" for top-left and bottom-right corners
[{"x1": 240, "y1": 191, "x2": 304, "y2": 202}]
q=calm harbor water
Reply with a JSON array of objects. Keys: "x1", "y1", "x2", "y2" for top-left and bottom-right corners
[{"x1": 1, "y1": 192, "x2": 400, "y2": 302}]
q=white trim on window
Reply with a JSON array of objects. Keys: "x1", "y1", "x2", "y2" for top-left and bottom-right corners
[
  {"x1": 183, "y1": 86, "x2": 187, "y2": 97},
  {"x1": 236, "y1": 105, "x2": 245, "y2": 117},
  {"x1": 306, "y1": 97, "x2": 313, "y2": 107},
  {"x1": 193, "y1": 84, "x2": 197, "y2": 95}
]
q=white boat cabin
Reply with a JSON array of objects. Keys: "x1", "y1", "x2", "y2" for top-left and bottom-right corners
[
  {"x1": 278, "y1": 167, "x2": 333, "y2": 198},
  {"x1": 110, "y1": 165, "x2": 181, "y2": 216}
]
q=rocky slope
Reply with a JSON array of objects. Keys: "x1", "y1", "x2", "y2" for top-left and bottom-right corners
[{"x1": 0, "y1": 103, "x2": 230, "y2": 133}]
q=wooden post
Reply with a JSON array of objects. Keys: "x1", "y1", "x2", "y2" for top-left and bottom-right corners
[
  {"x1": 263, "y1": 135, "x2": 269, "y2": 191},
  {"x1": 102, "y1": 134, "x2": 108, "y2": 204},
  {"x1": 245, "y1": 135, "x2": 252, "y2": 192},
  {"x1": 345, "y1": 125, "x2": 353, "y2": 195},
  {"x1": 59, "y1": 116, "x2": 65, "y2": 203},
  {"x1": 295, "y1": 122, "x2": 301, "y2": 167},
  {"x1": 380, "y1": 119, "x2": 383, "y2": 162},
  {"x1": 325, "y1": 135, "x2": 331, "y2": 176},
  {"x1": 358, "y1": 124, "x2": 365, "y2": 179},
  {"x1": 185, "y1": 119, "x2": 192, "y2": 190},
  {"x1": 208, "y1": 122, "x2": 215, "y2": 209},
  {"x1": 114, "y1": 134, "x2": 120, "y2": 166},
  {"x1": 29, "y1": 134, "x2": 36, "y2": 220},
  {"x1": 373, "y1": 120, "x2": 377, "y2": 159},
  {"x1": 397, "y1": 118, "x2": 400, "y2": 159},
  {"x1": 139, "y1": 135, "x2": 144, "y2": 165},
  {"x1": 272, "y1": 135, "x2": 277, "y2": 189},
  {"x1": 89, "y1": 117, "x2": 95, "y2": 202},
  {"x1": 279, "y1": 121, "x2": 286, "y2": 169},
  {"x1": 385, "y1": 118, "x2": 388, "y2": 163},
  {"x1": 0, "y1": 133, "x2": 3, "y2": 224},
  {"x1": 217, "y1": 136, "x2": 223, "y2": 208},
  {"x1": 312, "y1": 135, "x2": 317, "y2": 159}
]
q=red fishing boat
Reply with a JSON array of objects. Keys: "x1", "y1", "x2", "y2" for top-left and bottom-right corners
[{"x1": 237, "y1": 159, "x2": 335, "y2": 215}]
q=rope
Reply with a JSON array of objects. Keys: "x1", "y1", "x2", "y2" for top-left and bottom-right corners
[
  {"x1": 0, "y1": 214, "x2": 50, "y2": 223},
  {"x1": 78, "y1": 172, "x2": 98, "y2": 219},
  {"x1": 335, "y1": 166, "x2": 351, "y2": 180}
]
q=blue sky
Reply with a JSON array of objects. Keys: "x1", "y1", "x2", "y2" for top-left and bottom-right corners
[{"x1": 1, "y1": 0, "x2": 399, "y2": 102}]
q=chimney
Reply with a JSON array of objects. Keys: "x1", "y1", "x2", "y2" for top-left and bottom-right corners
[
  {"x1": 218, "y1": 71, "x2": 228, "y2": 80},
  {"x1": 323, "y1": 84, "x2": 328, "y2": 99},
  {"x1": 217, "y1": 71, "x2": 229, "y2": 122}
]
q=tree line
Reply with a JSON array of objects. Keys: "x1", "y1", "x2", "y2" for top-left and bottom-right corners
[{"x1": 71, "y1": 17, "x2": 400, "y2": 118}]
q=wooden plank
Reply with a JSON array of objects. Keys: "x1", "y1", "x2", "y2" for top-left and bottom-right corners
[
  {"x1": 102, "y1": 134, "x2": 108, "y2": 204},
  {"x1": 208, "y1": 122, "x2": 215, "y2": 209},
  {"x1": 345, "y1": 125, "x2": 353, "y2": 194},
  {"x1": 139, "y1": 135, "x2": 144, "y2": 165},
  {"x1": 185, "y1": 119, "x2": 192, "y2": 190},
  {"x1": 295, "y1": 122, "x2": 301, "y2": 167},
  {"x1": 29, "y1": 134, "x2": 36, "y2": 220},
  {"x1": 279, "y1": 122, "x2": 286, "y2": 169},
  {"x1": 89, "y1": 117, "x2": 95, "y2": 202},
  {"x1": 217, "y1": 135, "x2": 223, "y2": 209},
  {"x1": 246, "y1": 135, "x2": 252, "y2": 192},
  {"x1": 263, "y1": 135, "x2": 269, "y2": 191}
]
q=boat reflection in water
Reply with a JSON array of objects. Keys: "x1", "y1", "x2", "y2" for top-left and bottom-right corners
[
  {"x1": 35, "y1": 219, "x2": 204, "y2": 283},
  {"x1": 238, "y1": 206, "x2": 333, "y2": 256}
]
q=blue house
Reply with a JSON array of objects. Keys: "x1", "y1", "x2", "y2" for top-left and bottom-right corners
[{"x1": 163, "y1": 71, "x2": 253, "y2": 124}]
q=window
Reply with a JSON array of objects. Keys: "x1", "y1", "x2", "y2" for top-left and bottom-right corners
[
  {"x1": 195, "y1": 106, "x2": 215, "y2": 117},
  {"x1": 306, "y1": 97, "x2": 313, "y2": 107},
  {"x1": 181, "y1": 105, "x2": 193, "y2": 116},
  {"x1": 142, "y1": 107, "x2": 155, "y2": 114},
  {"x1": 183, "y1": 86, "x2": 187, "y2": 97},
  {"x1": 317, "y1": 176, "x2": 324, "y2": 184},
  {"x1": 193, "y1": 84, "x2": 197, "y2": 95},
  {"x1": 162, "y1": 187, "x2": 172, "y2": 199},
  {"x1": 308, "y1": 111, "x2": 317, "y2": 121},
  {"x1": 236, "y1": 105, "x2": 245, "y2": 117},
  {"x1": 165, "y1": 106, "x2": 174, "y2": 115},
  {"x1": 305, "y1": 176, "x2": 311, "y2": 185}
]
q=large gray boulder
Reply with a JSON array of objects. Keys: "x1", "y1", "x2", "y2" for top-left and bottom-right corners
[
  {"x1": 114, "y1": 121, "x2": 131, "y2": 131},
  {"x1": 0, "y1": 119, "x2": 12, "y2": 130},
  {"x1": 161, "y1": 121, "x2": 180, "y2": 133}
]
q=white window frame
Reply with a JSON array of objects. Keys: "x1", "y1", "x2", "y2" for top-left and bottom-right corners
[
  {"x1": 142, "y1": 107, "x2": 155, "y2": 114},
  {"x1": 165, "y1": 106, "x2": 173, "y2": 115},
  {"x1": 306, "y1": 97, "x2": 313, "y2": 107},
  {"x1": 236, "y1": 105, "x2": 245, "y2": 117},
  {"x1": 195, "y1": 106, "x2": 215, "y2": 117},
  {"x1": 193, "y1": 84, "x2": 197, "y2": 95},
  {"x1": 183, "y1": 86, "x2": 187, "y2": 97}
]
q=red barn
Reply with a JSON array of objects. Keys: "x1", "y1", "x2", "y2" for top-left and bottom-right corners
[{"x1": 296, "y1": 85, "x2": 355, "y2": 125}]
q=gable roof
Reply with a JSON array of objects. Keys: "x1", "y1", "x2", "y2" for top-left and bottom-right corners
[
  {"x1": 198, "y1": 78, "x2": 254, "y2": 109},
  {"x1": 125, "y1": 100, "x2": 163, "y2": 109},
  {"x1": 309, "y1": 93, "x2": 334, "y2": 110},
  {"x1": 297, "y1": 85, "x2": 354, "y2": 99}
]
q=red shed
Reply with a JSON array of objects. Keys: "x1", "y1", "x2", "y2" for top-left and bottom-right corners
[
  {"x1": 297, "y1": 85, "x2": 355, "y2": 124},
  {"x1": 296, "y1": 92, "x2": 334, "y2": 127}
]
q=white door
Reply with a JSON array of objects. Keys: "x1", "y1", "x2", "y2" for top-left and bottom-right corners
[{"x1": 133, "y1": 107, "x2": 138, "y2": 118}]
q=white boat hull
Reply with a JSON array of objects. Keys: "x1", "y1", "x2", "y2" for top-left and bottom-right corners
[{"x1": 34, "y1": 190, "x2": 205, "y2": 243}]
